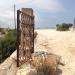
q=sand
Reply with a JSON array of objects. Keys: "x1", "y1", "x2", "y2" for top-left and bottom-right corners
[
  {"x1": 1, "y1": 29, "x2": 75, "y2": 75},
  {"x1": 34, "y1": 29, "x2": 75, "y2": 75}
]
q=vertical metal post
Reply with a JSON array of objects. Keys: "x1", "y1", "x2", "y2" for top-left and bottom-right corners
[
  {"x1": 17, "y1": 10, "x2": 20, "y2": 67},
  {"x1": 33, "y1": 16, "x2": 34, "y2": 53},
  {"x1": 14, "y1": 4, "x2": 16, "y2": 29}
]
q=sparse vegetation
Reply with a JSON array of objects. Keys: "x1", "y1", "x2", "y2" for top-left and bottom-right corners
[
  {"x1": 56, "y1": 23, "x2": 73, "y2": 31},
  {"x1": 36, "y1": 62, "x2": 53, "y2": 75},
  {"x1": 31, "y1": 51, "x2": 60, "y2": 75},
  {"x1": 0, "y1": 29, "x2": 16, "y2": 63},
  {"x1": 0, "y1": 28, "x2": 5, "y2": 34}
]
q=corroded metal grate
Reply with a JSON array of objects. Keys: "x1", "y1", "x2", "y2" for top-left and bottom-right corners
[{"x1": 17, "y1": 8, "x2": 34, "y2": 67}]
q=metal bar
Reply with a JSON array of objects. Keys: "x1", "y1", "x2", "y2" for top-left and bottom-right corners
[
  {"x1": 33, "y1": 16, "x2": 34, "y2": 53},
  {"x1": 20, "y1": 22, "x2": 33, "y2": 26},
  {"x1": 19, "y1": 10, "x2": 34, "y2": 19},
  {"x1": 17, "y1": 10, "x2": 20, "y2": 67}
]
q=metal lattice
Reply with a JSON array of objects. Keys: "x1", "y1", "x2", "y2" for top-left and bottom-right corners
[{"x1": 17, "y1": 8, "x2": 34, "y2": 67}]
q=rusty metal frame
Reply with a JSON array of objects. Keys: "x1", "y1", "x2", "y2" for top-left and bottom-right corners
[{"x1": 17, "y1": 9, "x2": 34, "y2": 67}]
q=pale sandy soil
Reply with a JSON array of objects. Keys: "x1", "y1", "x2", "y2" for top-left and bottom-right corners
[
  {"x1": 1, "y1": 29, "x2": 75, "y2": 75},
  {"x1": 34, "y1": 29, "x2": 75, "y2": 75}
]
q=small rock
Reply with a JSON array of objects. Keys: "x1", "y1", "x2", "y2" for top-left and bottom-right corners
[{"x1": 16, "y1": 64, "x2": 37, "y2": 75}]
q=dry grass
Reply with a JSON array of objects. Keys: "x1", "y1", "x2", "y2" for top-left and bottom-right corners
[
  {"x1": 31, "y1": 52, "x2": 62, "y2": 75},
  {"x1": 36, "y1": 62, "x2": 55, "y2": 75}
]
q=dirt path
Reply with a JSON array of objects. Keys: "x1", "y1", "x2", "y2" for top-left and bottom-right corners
[{"x1": 35, "y1": 29, "x2": 75, "y2": 75}]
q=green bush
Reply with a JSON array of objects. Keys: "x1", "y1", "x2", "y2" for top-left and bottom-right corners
[
  {"x1": 0, "y1": 29, "x2": 16, "y2": 63},
  {"x1": 0, "y1": 28, "x2": 3, "y2": 32},
  {"x1": 56, "y1": 23, "x2": 73, "y2": 31},
  {"x1": 0, "y1": 28, "x2": 6, "y2": 34},
  {"x1": 1, "y1": 31, "x2": 6, "y2": 34}
]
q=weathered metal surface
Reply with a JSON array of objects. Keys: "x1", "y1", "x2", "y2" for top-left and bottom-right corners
[{"x1": 17, "y1": 8, "x2": 34, "y2": 67}]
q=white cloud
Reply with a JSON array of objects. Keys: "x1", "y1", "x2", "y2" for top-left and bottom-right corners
[
  {"x1": 0, "y1": 7, "x2": 14, "y2": 22},
  {"x1": 0, "y1": 0, "x2": 14, "y2": 19},
  {"x1": 16, "y1": 0, "x2": 64, "y2": 13},
  {"x1": 0, "y1": 0, "x2": 14, "y2": 28},
  {"x1": 0, "y1": 0, "x2": 64, "y2": 19},
  {"x1": 0, "y1": 0, "x2": 64, "y2": 28},
  {"x1": 16, "y1": 0, "x2": 32, "y2": 3},
  {"x1": 15, "y1": 0, "x2": 64, "y2": 27},
  {"x1": 34, "y1": 0, "x2": 64, "y2": 13}
]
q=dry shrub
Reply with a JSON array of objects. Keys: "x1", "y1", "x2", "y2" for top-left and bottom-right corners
[
  {"x1": 31, "y1": 53, "x2": 60, "y2": 75},
  {"x1": 36, "y1": 62, "x2": 55, "y2": 75}
]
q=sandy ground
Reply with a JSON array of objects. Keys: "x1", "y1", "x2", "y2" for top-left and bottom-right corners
[
  {"x1": 34, "y1": 29, "x2": 75, "y2": 75},
  {"x1": 1, "y1": 29, "x2": 75, "y2": 75}
]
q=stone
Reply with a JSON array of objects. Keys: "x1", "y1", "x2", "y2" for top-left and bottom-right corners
[{"x1": 16, "y1": 64, "x2": 37, "y2": 75}]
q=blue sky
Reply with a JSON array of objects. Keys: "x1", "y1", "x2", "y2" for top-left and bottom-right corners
[{"x1": 0, "y1": 0, "x2": 75, "y2": 28}]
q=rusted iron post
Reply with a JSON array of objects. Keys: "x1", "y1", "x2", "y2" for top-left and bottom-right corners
[
  {"x1": 32, "y1": 16, "x2": 34, "y2": 53},
  {"x1": 17, "y1": 10, "x2": 19, "y2": 67}
]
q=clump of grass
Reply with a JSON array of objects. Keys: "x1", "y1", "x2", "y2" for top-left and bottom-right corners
[
  {"x1": 31, "y1": 52, "x2": 59, "y2": 75},
  {"x1": 35, "y1": 62, "x2": 56, "y2": 75}
]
